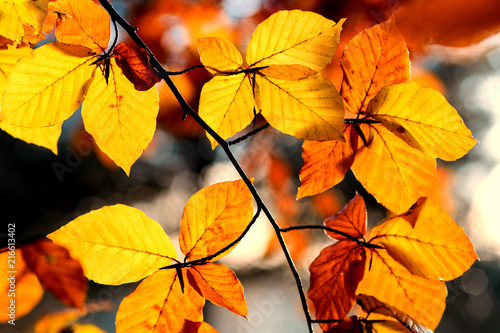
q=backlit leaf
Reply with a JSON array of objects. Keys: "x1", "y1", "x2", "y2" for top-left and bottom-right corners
[
  {"x1": 47, "y1": 204, "x2": 176, "y2": 285},
  {"x1": 198, "y1": 73, "x2": 254, "y2": 149},
  {"x1": 356, "y1": 295, "x2": 432, "y2": 333},
  {"x1": 0, "y1": 45, "x2": 61, "y2": 153},
  {"x1": 113, "y1": 42, "x2": 161, "y2": 91},
  {"x1": 257, "y1": 73, "x2": 344, "y2": 141},
  {"x1": 341, "y1": 17, "x2": 409, "y2": 114},
  {"x1": 368, "y1": 82, "x2": 477, "y2": 161},
  {"x1": 0, "y1": 42, "x2": 95, "y2": 127},
  {"x1": 0, "y1": 250, "x2": 43, "y2": 322},
  {"x1": 246, "y1": 10, "x2": 344, "y2": 73},
  {"x1": 182, "y1": 320, "x2": 219, "y2": 333},
  {"x1": 308, "y1": 241, "x2": 366, "y2": 331},
  {"x1": 351, "y1": 124, "x2": 436, "y2": 214},
  {"x1": 50, "y1": 0, "x2": 110, "y2": 53},
  {"x1": 356, "y1": 250, "x2": 446, "y2": 330},
  {"x1": 370, "y1": 197, "x2": 478, "y2": 280},
  {"x1": 298, "y1": 125, "x2": 356, "y2": 199},
  {"x1": 0, "y1": 0, "x2": 49, "y2": 43},
  {"x1": 258, "y1": 64, "x2": 317, "y2": 80},
  {"x1": 324, "y1": 193, "x2": 366, "y2": 240},
  {"x1": 116, "y1": 269, "x2": 205, "y2": 333},
  {"x1": 196, "y1": 37, "x2": 243, "y2": 74},
  {"x1": 187, "y1": 263, "x2": 247, "y2": 317},
  {"x1": 82, "y1": 57, "x2": 159, "y2": 175},
  {"x1": 22, "y1": 239, "x2": 87, "y2": 309},
  {"x1": 179, "y1": 180, "x2": 253, "y2": 261}
]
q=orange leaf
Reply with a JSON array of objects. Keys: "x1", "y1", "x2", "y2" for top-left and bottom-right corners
[
  {"x1": 308, "y1": 241, "x2": 366, "y2": 331},
  {"x1": 340, "y1": 16, "x2": 409, "y2": 114},
  {"x1": 356, "y1": 294, "x2": 432, "y2": 333},
  {"x1": 182, "y1": 320, "x2": 219, "y2": 333},
  {"x1": 196, "y1": 37, "x2": 243, "y2": 74},
  {"x1": 51, "y1": 0, "x2": 110, "y2": 53},
  {"x1": 370, "y1": 197, "x2": 478, "y2": 280},
  {"x1": 113, "y1": 42, "x2": 161, "y2": 91},
  {"x1": 0, "y1": 249, "x2": 43, "y2": 322},
  {"x1": 351, "y1": 124, "x2": 436, "y2": 214},
  {"x1": 116, "y1": 269, "x2": 205, "y2": 333},
  {"x1": 324, "y1": 193, "x2": 366, "y2": 240},
  {"x1": 21, "y1": 239, "x2": 87, "y2": 309},
  {"x1": 187, "y1": 263, "x2": 247, "y2": 317},
  {"x1": 298, "y1": 125, "x2": 357, "y2": 199},
  {"x1": 356, "y1": 249, "x2": 446, "y2": 330},
  {"x1": 179, "y1": 180, "x2": 253, "y2": 261},
  {"x1": 327, "y1": 316, "x2": 363, "y2": 333}
]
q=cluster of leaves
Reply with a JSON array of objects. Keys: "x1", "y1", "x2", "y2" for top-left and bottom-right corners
[{"x1": 0, "y1": 1, "x2": 479, "y2": 333}]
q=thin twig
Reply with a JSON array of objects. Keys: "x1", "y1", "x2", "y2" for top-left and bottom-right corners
[
  {"x1": 281, "y1": 225, "x2": 384, "y2": 249},
  {"x1": 228, "y1": 123, "x2": 270, "y2": 146},
  {"x1": 98, "y1": 1, "x2": 314, "y2": 331}
]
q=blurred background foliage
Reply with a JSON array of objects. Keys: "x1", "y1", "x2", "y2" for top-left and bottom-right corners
[{"x1": 2, "y1": 0, "x2": 500, "y2": 331}]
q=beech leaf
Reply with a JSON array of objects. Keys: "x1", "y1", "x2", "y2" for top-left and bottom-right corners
[
  {"x1": 182, "y1": 320, "x2": 219, "y2": 333},
  {"x1": 0, "y1": 42, "x2": 95, "y2": 127},
  {"x1": 47, "y1": 204, "x2": 177, "y2": 285},
  {"x1": 351, "y1": 124, "x2": 436, "y2": 214},
  {"x1": 116, "y1": 270, "x2": 205, "y2": 333},
  {"x1": 0, "y1": 0, "x2": 49, "y2": 43},
  {"x1": 196, "y1": 37, "x2": 243, "y2": 74},
  {"x1": 179, "y1": 180, "x2": 253, "y2": 261},
  {"x1": 82, "y1": 57, "x2": 159, "y2": 175},
  {"x1": 370, "y1": 197, "x2": 478, "y2": 280},
  {"x1": 113, "y1": 41, "x2": 161, "y2": 91},
  {"x1": 187, "y1": 263, "x2": 247, "y2": 317},
  {"x1": 50, "y1": 0, "x2": 110, "y2": 53},
  {"x1": 257, "y1": 74, "x2": 345, "y2": 141},
  {"x1": 308, "y1": 241, "x2": 366, "y2": 332},
  {"x1": 246, "y1": 10, "x2": 344, "y2": 73},
  {"x1": 356, "y1": 249, "x2": 446, "y2": 330},
  {"x1": 341, "y1": 16, "x2": 410, "y2": 114},
  {"x1": 21, "y1": 239, "x2": 87, "y2": 309},
  {"x1": 368, "y1": 82, "x2": 478, "y2": 161},
  {"x1": 324, "y1": 193, "x2": 366, "y2": 240}
]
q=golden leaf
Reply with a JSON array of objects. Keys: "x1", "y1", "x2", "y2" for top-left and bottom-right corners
[
  {"x1": 196, "y1": 37, "x2": 243, "y2": 74},
  {"x1": 0, "y1": 0, "x2": 49, "y2": 43}
]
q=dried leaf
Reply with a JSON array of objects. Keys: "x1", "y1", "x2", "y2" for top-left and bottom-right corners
[
  {"x1": 308, "y1": 241, "x2": 366, "y2": 331},
  {"x1": 113, "y1": 41, "x2": 161, "y2": 91},
  {"x1": 22, "y1": 239, "x2": 87, "y2": 309},
  {"x1": 182, "y1": 320, "x2": 219, "y2": 333}
]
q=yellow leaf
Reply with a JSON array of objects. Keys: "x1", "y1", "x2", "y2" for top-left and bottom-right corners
[
  {"x1": 82, "y1": 57, "x2": 159, "y2": 175},
  {"x1": 351, "y1": 124, "x2": 436, "y2": 214},
  {"x1": 258, "y1": 64, "x2": 318, "y2": 80},
  {"x1": 47, "y1": 204, "x2": 177, "y2": 285},
  {"x1": 340, "y1": 16, "x2": 410, "y2": 114},
  {"x1": 0, "y1": 45, "x2": 61, "y2": 153},
  {"x1": 0, "y1": 0, "x2": 49, "y2": 43},
  {"x1": 50, "y1": 0, "x2": 110, "y2": 53},
  {"x1": 179, "y1": 180, "x2": 253, "y2": 261},
  {"x1": 35, "y1": 309, "x2": 81, "y2": 333},
  {"x1": 198, "y1": 73, "x2": 254, "y2": 149},
  {"x1": 257, "y1": 73, "x2": 344, "y2": 141},
  {"x1": 368, "y1": 82, "x2": 478, "y2": 161},
  {"x1": 356, "y1": 250, "x2": 446, "y2": 330},
  {"x1": 187, "y1": 263, "x2": 247, "y2": 317},
  {"x1": 370, "y1": 197, "x2": 478, "y2": 280},
  {"x1": 0, "y1": 42, "x2": 95, "y2": 127},
  {"x1": 0, "y1": 123, "x2": 61, "y2": 154},
  {"x1": 116, "y1": 269, "x2": 205, "y2": 333},
  {"x1": 196, "y1": 37, "x2": 243, "y2": 74},
  {"x1": 246, "y1": 10, "x2": 344, "y2": 73},
  {"x1": 0, "y1": 250, "x2": 44, "y2": 323}
]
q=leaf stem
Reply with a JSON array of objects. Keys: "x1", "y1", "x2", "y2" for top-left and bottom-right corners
[{"x1": 98, "y1": 1, "x2": 314, "y2": 331}]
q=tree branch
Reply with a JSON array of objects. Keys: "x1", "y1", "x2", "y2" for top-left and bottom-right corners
[{"x1": 98, "y1": 1, "x2": 314, "y2": 331}]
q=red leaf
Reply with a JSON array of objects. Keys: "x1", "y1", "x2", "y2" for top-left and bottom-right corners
[
  {"x1": 324, "y1": 193, "x2": 367, "y2": 240},
  {"x1": 308, "y1": 241, "x2": 366, "y2": 331},
  {"x1": 21, "y1": 239, "x2": 87, "y2": 309},
  {"x1": 114, "y1": 42, "x2": 161, "y2": 91}
]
